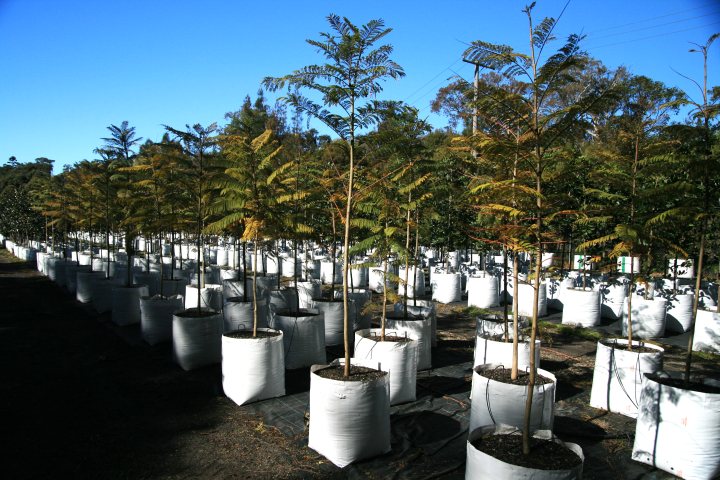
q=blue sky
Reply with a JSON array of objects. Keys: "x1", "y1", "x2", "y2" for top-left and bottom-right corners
[{"x1": 1, "y1": 0, "x2": 718, "y2": 174}]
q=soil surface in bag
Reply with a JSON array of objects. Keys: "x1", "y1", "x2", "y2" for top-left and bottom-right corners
[
  {"x1": 366, "y1": 334, "x2": 413, "y2": 343},
  {"x1": 478, "y1": 367, "x2": 554, "y2": 386},
  {"x1": 653, "y1": 376, "x2": 720, "y2": 394},
  {"x1": 175, "y1": 307, "x2": 219, "y2": 318},
  {"x1": 314, "y1": 364, "x2": 388, "y2": 382},
  {"x1": 598, "y1": 339, "x2": 660, "y2": 354},
  {"x1": 225, "y1": 330, "x2": 281, "y2": 339},
  {"x1": 471, "y1": 434, "x2": 582, "y2": 470},
  {"x1": 385, "y1": 312, "x2": 423, "y2": 321}
]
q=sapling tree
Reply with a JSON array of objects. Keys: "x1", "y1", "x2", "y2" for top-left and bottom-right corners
[
  {"x1": 462, "y1": 1, "x2": 614, "y2": 454},
  {"x1": 646, "y1": 33, "x2": 720, "y2": 381},
  {"x1": 209, "y1": 129, "x2": 283, "y2": 335},
  {"x1": 102, "y1": 122, "x2": 143, "y2": 287},
  {"x1": 264, "y1": 14, "x2": 405, "y2": 376},
  {"x1": 579, "y1": 73, "x2": 685, "y2": 349},
  {"x1": 164, "y1": 123, "x2": 220, "y2": 313}
]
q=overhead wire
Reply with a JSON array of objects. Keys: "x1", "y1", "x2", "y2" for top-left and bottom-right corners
[
  {"x1": 401, "y1": 2, "x2": 719, "y2": 124},
  {"x1": 586, "y1": 20, "x2": 720, "y2": 50},
  {"x1": 403, "y1": 56, "x2": 464, "y2": 105},
  {"x1": 583, "y1": 1, "x2": 718, "y2": 34},
  {"x1": 587, "y1": 12, "x2": 719, "y2": 42}
]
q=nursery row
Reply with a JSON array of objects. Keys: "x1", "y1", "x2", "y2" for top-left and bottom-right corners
[{"x1": 4, "y1": 234, "x2": 719, "y2": 479}]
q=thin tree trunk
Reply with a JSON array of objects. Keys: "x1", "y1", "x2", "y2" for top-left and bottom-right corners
[
  {"x1": 511, "y1": 252, "x2": 519, "y2": 380},
  {"x1": 412, "y1": 209, "x2": 420, "y2": 308},
  {"x1": 253, "y1": 235, "x2": 259, "y2": 337},
  {"x1": 403, "y1": 191, "x2": 412, "y2": 318},
  {"x1": 341, "y1": 121, "x2": 356, "y2": 378},
  {"x1": 381, "y1": 250, "x2": 388, "y2": 341},
  {"x1": 503, "y1": 247, "x2": 509, "y2": 342},
  {"x1": 242, "y1": 239, "x2": 247, "y2": 303},
  {"x1": 685, "y1": 228, "x2": 705, "y2": 383}
]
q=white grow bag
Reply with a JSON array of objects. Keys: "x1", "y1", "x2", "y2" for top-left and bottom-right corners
[
  {"x1": 665, "y1": 293, "x2": 695, "y2": 333},
  {"x1": 76, "y1": 271, "x2": 105, "y2": 303},
  {"x1": 133, "y1": 271, "x2": 160, "y2": 297},
  {"x1": 347, "y1": 289, "x2": 372, "y2": 331},
  {"x1": 597, "y1": 282, "x2": 628, "y2": 320},
  {"x1": 36, "y1": 251, "x2": 47, "y2": 273},
  {"x1": 473, "y1": 334, "x2": 541, "y2": 370},
  {"x1": 622, "y1": 296, "x2": 667, "y2": 339},
  {"x1": 561, "y1": 288, "x2": 601, "y2": 327},
  {"x1": 369, "y1": 265, "x2": 389, "y2": 293},
  {"x1": 308, "y1": 359, "x2": 391, "y2": 468},
  {"x1": 311, "y1": 299, "x2": 346, "y2": 347},
  {"x1": 269, "y1": 308, "x2": 326, "y2": 369},
  {"x1": 215, "y1": 248, "x2": 228, "y2": 267},
  {"x1": 632, "y1": 373, "x2": 720, "y2": 480},
  {"x1": 557, "y1": 277, "x2": 578, "y2": 310},
  {"x1": 517, "y1": 282, "x2": 547, "y2": 317},
  {"x1": 466, "y1": 425, "x2": 584, "y2": 480},
  {"x1": 172, "y1": 309, "x2": 223, "y2": 371},
  {"x1": 617, "y1": 256, "x2": 640, "y2": 274},
  {"x1": 589, "y1": 339, "x2": 664, "y2": 418},
  {"x1": 221, "y1": 329, "x2": 285, "y2": 405},
  {"x1": 667, "y1": 258, "x2": 694, "y2": 279},
  {"x1": 91, "y1": 277, "x2": 121, "y2": 313},
  {"x1": 393, "y1": 299, "x2": 437, "y2": 347},
  {"x1": 693, "y1": 309, "x2": 720, "y2": 353},
  {"x1": 320, "y1": 260, "x2": 342, "y2": 285},
  {"x1": 65, "y1": 264, "x2": 90, "y2": 294},
  {"x1": 221, "y1": 279, "x2": 264, "y2": 302},
  {"x1": 354, "y1": 328, "x2": 418, "y2": 405},
  {"x1": 223, "y1": 297, "x2": 268, "y2": 332},
  {"x1": 111, "y1": 284, "x2": 150, "y2": 326},
  {"x1": 297, "y1": 280, "x2": 321, "y2": 309},
  {"x1": 280, "y1": 255, "x2": 300, "y2": 279},
  {"x1": 184, "y1": 283, "x2": 223, "y2": 311},
  {"x1": 349, "y1": 264, "x2": 368, "y2": 289},
  {"x1": 467, "y1": 275, "x2": 500, "y2": 309},
  {"x1": 398, "y1": 266, "x2": 425, "y2": 298},
  {"x1": 469, "y1": 364, "x2": 556, "y2": 434},
  {"x1": 386, "y1": 314, "x2": 432, "y2": 370},
  {"x1": 431, "y1": 272, "x2": 462, "y2": 304},
  {"x1": 140, "y1": 295, "x2": 184, "y2": 345}
]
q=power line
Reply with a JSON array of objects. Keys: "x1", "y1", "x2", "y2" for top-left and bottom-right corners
[
  {"x1": 403, "y1": 57, "x2": 464, "y2": 104},
  {"x1": 587, "y1": 13, "x2": 719, "y2": 42},
  {"x1": 586, "y1": 20, "x2": 720, "y2": 50},
  {"x1": 583, "y1": 1, "x2": 718, "y2": 34}
]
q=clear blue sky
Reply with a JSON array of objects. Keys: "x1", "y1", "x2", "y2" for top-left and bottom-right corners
[{"x1": 1, "y1": 0, "x2": 718, "y2": 174}]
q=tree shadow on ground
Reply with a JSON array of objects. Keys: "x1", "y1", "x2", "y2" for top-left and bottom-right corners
[
  {"x1": 553, "y1": 415, "x2": 608, "y2": 444},
  {"x1": 391, "y1": 410, "x2": 466, "y2": 454},
  {"x1": 417, "y1": 374, "x2": 471, "y2": 398}
]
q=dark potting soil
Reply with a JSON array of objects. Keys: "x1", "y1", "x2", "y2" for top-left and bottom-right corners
[
  {"x1": 471, "y1": 433, "x2": 582, "y2": 471},
  {"x1": 386, "y1": 312, "x2": 423, "y2": 321},
  {"x1": 366, "y1": 334, "x2": 413, "y2": 343},
  {"x1": 481, "y1": 333, "x2": 512, "y2": 342},
  {"x1": 478, "y1": 366, "x2": 554, "y2": 386},
  {"x1": 225, "y1": 330, "x2": 281, "y2": 339},
  {"x1": 175, "y1": 308, "x2": 219, "y2": 318},
  {"x1": 653, "y1": 376, "x2": 720, "y2": 394},
  {"x1": 315, "y1": 364, "x2": 388, "y2": 382},
  {"x1": 599, "y1": 339, "x2": 660, "y2": 354}
]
